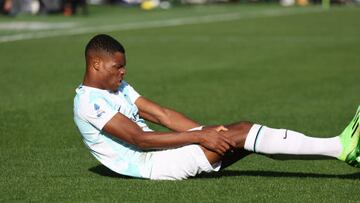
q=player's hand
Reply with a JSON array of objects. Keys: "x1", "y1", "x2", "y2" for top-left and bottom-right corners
[{"x1": 198, "y1": 127, "x2": 236, "y2": 156}]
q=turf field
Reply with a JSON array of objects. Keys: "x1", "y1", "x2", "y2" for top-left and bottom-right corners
[{"x1": 1, "y1": 4, "x2": 360, "y2": 202}]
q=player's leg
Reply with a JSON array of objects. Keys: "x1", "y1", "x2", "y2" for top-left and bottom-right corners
[
  {"x1": 201, "y1": 122, "x2": 253, "y2": 165},
  {"x1": 245, "y1": 106, "x2": 360, "y2": 167},
  {"x1": 201, "y1": 105, "x2": 360, "y2": 168}
]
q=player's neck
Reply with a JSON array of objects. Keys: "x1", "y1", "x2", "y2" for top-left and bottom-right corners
[{"x1": 83, "y1": 75, "x2": 104, "y2": 90}]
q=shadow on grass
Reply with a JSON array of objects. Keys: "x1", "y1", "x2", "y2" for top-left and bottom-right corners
[
  {"x1": 198, "y1": 170, "x2": 360, "y2": 180},
  {"x1": 89, "y1": 164, "x2": 360, "y2": 180},
  {"x1": 88, "y1": 165, "x2": 133, "y2": 179}
]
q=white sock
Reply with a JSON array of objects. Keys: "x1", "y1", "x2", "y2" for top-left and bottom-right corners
[{"x1": 244, "y1": 124, "x2": 342, "y2": 158}]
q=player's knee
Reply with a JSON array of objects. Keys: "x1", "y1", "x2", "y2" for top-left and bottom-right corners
[
  {"x1": 224, "y1": 121, "x2": 253, "y2": 147},
  {"x1": 230, "y1": 121, "x2": 253, "y2": 135}
]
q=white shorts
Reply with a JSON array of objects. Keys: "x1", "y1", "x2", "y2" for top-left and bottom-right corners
[{"x1": 149, "y1": 144, "x2": 221, "y2": 180}]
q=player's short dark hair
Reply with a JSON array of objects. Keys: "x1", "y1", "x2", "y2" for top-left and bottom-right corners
[{"x1": 85, "y1": 34, "x2": 125, "y2": 57}]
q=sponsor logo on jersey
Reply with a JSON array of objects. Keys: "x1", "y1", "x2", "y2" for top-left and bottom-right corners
[{"x1": 94, "y1": 103, "x2": 105, "y2": 118}]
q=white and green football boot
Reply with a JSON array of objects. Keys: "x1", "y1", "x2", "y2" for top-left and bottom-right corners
[{"x1": 338, "y1": 105, "x2": 360, "y2": 167}]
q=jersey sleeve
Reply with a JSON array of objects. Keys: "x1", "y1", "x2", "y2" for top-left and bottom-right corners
[{"x1": 79, "y1": 97, "x2": 117, "y2": 130}]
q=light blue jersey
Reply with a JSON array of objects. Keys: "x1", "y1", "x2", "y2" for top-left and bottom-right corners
[{"x1": 73, "y1": 81, "x2": 153, "y2": 178}]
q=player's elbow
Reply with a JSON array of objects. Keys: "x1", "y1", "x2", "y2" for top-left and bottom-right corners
[
  {"x1": 135, "y1": 142, "x2": 152, "y2": 150},
  {"x1": 132, "y1": 133, "x2": 152, "y2": 150},
  {"x1": 133, "y1": 140, "x2": 148, "y2": 150}
]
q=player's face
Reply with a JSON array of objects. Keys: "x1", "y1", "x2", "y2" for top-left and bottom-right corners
[{"x1": 100, "y1": 52, "x2": 126, "y2": 91}]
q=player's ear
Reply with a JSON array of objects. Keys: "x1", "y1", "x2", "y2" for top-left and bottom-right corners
[{"x1": 92, "y1": 57, "x2": 101, "y2": 71}]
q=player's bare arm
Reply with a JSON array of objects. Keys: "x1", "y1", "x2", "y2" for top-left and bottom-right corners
[
  {"x1": 102, "y1": 112, "x2": 236, "y2": 155},
  {"x1": 135, "y1": 96, "x2": 200, "y2": 132}
]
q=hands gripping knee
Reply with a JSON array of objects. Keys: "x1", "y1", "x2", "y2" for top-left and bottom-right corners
[{"x1": 198, "y1": 126, "x2": 237, "y2": 155}]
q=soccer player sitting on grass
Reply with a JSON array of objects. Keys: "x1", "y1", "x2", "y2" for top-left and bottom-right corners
[{"x1": 73, "y1": 34, "x2": 360, "y2": 180}]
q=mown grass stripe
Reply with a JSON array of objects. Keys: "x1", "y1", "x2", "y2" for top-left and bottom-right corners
[{"x1": 0, "y1": 7, "x2": 322, "y2": 43}]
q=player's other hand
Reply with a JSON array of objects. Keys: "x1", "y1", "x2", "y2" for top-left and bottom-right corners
[{"x1": 198, "y1": 127, "x2": 236, "y2": 156}]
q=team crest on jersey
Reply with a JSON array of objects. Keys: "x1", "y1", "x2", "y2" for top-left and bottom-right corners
[{"x1": 94, "y1": 103, "x2": 105, "y2": 118}]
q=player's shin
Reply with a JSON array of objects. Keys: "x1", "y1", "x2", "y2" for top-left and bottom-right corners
[{"x1": 243, "y1": 124, "x2": 342, "y2": 158}]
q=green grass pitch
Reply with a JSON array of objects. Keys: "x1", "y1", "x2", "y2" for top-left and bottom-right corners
[{"x1": 1, "y1": 4, "x2": 360, "y2": 201}]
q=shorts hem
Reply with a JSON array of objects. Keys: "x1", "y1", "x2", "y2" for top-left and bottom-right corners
[{"x1": 194, "y1": 145, "x2": 221, "y2": 173}]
